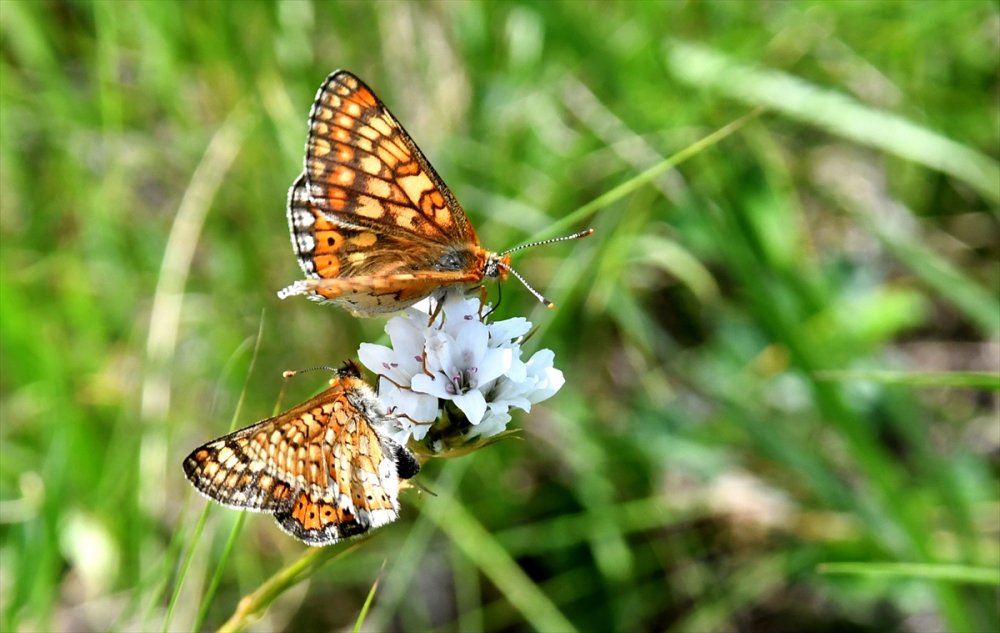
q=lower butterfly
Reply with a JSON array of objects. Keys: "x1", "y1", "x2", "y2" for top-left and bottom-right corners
[
  {"x1": 182, "y1": 361, "x2": 419, "y2": 546},
  {"x1": 278, "y1": 70, "x2": 592, "y2": 316}
]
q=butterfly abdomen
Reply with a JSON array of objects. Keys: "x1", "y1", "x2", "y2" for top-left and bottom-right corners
[{"x1": 392, "y1": 442, "x2": 420, "y2": 480}]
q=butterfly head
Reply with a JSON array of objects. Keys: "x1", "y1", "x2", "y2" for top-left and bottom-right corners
[
  {"x1": 336, "y1": 359, "x2": 364, "y2": 380},
  {"x1": 483, "y1": 252, "x2": 512, "y2": 282}
]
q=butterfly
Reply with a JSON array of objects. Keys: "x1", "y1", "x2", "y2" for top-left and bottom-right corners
[
  {"x1": 277, "y1": 70, "x2": 592, "y2": 316},
  {"x1": 182, "y1": 361, "x2": 419, "y2": 546}
]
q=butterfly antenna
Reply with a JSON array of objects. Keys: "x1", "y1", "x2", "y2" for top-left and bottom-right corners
[
  {"x1": 496, "y1": 261, "x2": 554, "y2": 308},
  {"x1": 499, "y1": 228, "x2": 594, "y2": 257},
  {"x1": 282, "y1": 365, "x2": 340, "y2": 379},
  {"x1": 497, "y1": 228, "x2": 594, "y2": 309}
]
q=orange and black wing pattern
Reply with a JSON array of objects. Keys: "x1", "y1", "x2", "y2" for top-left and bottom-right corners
[
  {"x1": 280, "y1": 173, "x2": 488, "y2": 315},
  {"x1": 278, "y1": 71, "x2": 498, "y2": 315},
  {"x1": 304, "y1": 71, "x2": 477, "y2": 245},
  {"x1": 182, "y1": 364, "x2": 419, "y2": 546}
]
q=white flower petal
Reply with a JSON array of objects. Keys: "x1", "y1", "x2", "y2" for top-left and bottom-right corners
[
  {"x1": 526, "y1": 348, "x2": 556, "y2": 370},
  {"x1": 386, "y1": 315, "x2": 427, "y2": 369},
  {"x1": 524, "y1": 350, "x2": 564, "y2": 403},
  {"x1": 475, "y1": 346, "x2": 512, "y2": 386},
  {"x1": 453, "y1": 390, "x2": 487, "y2": 425},
  {"x1": 411, "y1": 373, "x2": 454, "y2": 400},
  {"x1": 486, "y1": 375, "x2": 533, "y2": 411},
  {"x1": 422, "y1": 330, "x2": 454, "y2": 376},
  {"x1": 410, "y1": 297, "x2": 435, "y2": 315},
  {"x1": 408, "y1": 420, "x2": 432, "y2": 441},
  {"x1": 442, "y1": 294, "x2": 481, "y2": 322},
  {"x1": 452, "y1": 320, "x2": 489, "y2": 369},
  {"x1": 379, "y1": 380, "x2": 439, "y2": 423},
  {"x1": 465, "y1": 410, "x2": 511, "y2": 440},
  {"x1": 503, "y1": 355, "x2": 527, "y2": 383},
  {"x1": 358, "y1": 343, "x2": 410, "y2": 385},
  {"x1": 488, "y1": 317, "x2": 531, "y2": 344},
  {"x1": 380, "y1": 417, "x2": 414, "y2": 445}
]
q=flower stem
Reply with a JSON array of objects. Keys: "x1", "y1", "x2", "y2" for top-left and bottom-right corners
[{"x1": 217, "y1": 542, "x2": 363, "y2": 633}]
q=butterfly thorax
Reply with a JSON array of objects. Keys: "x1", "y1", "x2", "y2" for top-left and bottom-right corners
[
  {"x1": 341, "y1": 373, "x2": 420, "y2": 480},
  {"x1": 430, "y1": 244, "x2": 509, "y2": 280}
]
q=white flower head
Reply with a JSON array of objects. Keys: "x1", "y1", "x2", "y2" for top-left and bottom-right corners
[{"x1": 358, "y1": 290, "x2": 564, "y2": 455}]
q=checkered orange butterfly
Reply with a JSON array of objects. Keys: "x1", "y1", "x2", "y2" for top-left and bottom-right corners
[
  {"x1": 277, "y1": 70, "x2": 592, "y2": 316},
  {"x1": 182, "y1": 361, "x2": 418, "y2": 546}
]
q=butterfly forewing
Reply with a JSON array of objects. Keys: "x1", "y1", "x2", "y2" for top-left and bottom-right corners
[
  {"x1": 182, "y1": 368, "x2": 418, "y2": 546},
  {"x1": 304, "y1": 71, "x2": 477, "y2": 246}
]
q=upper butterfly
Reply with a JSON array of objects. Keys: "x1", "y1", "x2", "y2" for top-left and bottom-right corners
[{"x1": 277, "y1": 70, "x2": 592, "y2": 317}]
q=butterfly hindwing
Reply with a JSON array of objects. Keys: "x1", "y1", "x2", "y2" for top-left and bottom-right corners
[
  {"x1": 287, "y1": 173, "x2": 431, "y2": 281},
  {"x1": 283, "y1": 172, "x2": 486, "y2": 313}
]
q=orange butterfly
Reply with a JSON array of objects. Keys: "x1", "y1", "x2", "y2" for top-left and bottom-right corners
[
  {"x1": 277, "y1": 70, "x2": 591, "y2": 316},
  {"x1": 182, "y1": 361, "x2": 418, "y2": 546}
]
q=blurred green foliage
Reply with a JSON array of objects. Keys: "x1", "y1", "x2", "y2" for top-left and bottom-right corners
[{"x1": 1, "y1": 1, "x2": 997, "y2": 632}]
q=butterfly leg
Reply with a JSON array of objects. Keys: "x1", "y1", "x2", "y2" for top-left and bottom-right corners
[
  {"x1": 426, "y1": 295, "x2": 445, "y2": 328},
  {"x1": 476, "y1": 284, "x2": 494, "y2": 321},
  {"x1": 419, "y1": 350, "x2": 433, "y2": 378},
  {"x1": 384, "y1": 406, "x2": 434, "y2": 429},
  {"x1": 376, "y1": 372, "x2": 410, "y2": 392}
]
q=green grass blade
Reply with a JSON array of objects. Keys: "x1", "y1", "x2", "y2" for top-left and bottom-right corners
[
  {"x1": 352, "y1": 564, "x2": 384, "y2": 633},
  {"x1": 518, "y1": 107, "x2": 764, "y2": 245},
  {"x1": 363, "y1": 459, "x2": 473, "y2": 632},
  {"x1": 191, "y1": 513, "x2": 247, "y2": 631},
  {"x1": 160, "y1": 503, "x2": 211, "y2": 633},
  {"x1": 818, "y1": 563, "x2": 999, "y2": 586},
  {"x1": 815, "y1": 370, "x2": 1000, "y2": 390},
  {"x1": 164, "y1": 311, "x2": 267, "y2": 632},
  {"x1": 422, "y1": 486, "x2": 578, "y2": 633},
  {"x1": 666, "y1": 40, "x2": 1000, "y2": 203}
]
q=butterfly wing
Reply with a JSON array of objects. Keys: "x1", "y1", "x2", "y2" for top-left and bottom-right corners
[
  {"x1": 279, "y1": 71, "x2": 495, "y2": 314},
  {"x1": 303, "y1": 70, "x2": 478, "y2": 247},
  {"x1": 183, "y1": 372, "x2": 418, "y2": 546},
  {"x1": 281, "y1": 173, "x2": 487, "y2": 314},
  {"x1": 182, "y1": 421, "x2": 299, "y2": 514}
]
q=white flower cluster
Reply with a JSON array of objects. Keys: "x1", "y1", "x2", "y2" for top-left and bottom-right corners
[{"x1": 358, "y1": 292, "x2": 564, "y2": 453}]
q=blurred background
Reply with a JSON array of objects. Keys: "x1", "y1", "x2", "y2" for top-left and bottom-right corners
[{"x1": 2, "y1": 1, "x2": 998, "y2": 631}]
